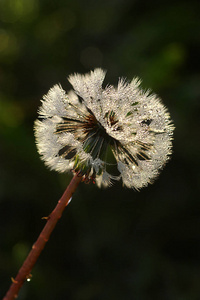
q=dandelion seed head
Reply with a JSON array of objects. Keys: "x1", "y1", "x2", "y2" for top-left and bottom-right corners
[{"x1": 34, "y1": 69, "x2": 174, "y2": 189}]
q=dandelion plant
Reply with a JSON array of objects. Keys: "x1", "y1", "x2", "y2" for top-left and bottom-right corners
[{"x1": 4, "y1": 69, "x2": 174, "y2": 300}]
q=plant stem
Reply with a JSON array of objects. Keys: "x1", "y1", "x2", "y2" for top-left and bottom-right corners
[{"x1": 3, "y1": 173, "x2": 82, "y2": 300}]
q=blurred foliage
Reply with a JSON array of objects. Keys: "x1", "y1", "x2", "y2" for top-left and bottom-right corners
[{"x1": 1, "y1": 0, "x2": 200, "y2": 299}]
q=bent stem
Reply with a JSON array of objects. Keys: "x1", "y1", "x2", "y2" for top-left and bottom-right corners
[{"x1": 3, "y1": 173, "x2": 82, "y2": 300}]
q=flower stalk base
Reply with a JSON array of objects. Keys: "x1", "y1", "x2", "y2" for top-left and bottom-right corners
[{"x1": 3, "y1": 174, "x2": 82, "y2": 300}]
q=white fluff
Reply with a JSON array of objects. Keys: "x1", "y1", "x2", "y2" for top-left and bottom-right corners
[{"x1": 34, "y1": 69, "x2": 174, "y2": 189}]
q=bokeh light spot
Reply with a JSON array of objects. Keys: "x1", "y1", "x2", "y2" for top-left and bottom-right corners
[
  {"x1": 0, "y1": 0, "x2": 39, "y2": 23},
  {"x1": 35, "y1": 9, "x2": 76, "y2": 44},
  {"x1": 0, "y1": 30, "x2": 19, "y2": 61},
  {"x1": 80, "y1": 47, "x2": 103, "y2": 69},
  {"x1": 0, "y1": 97, "x2": 24, "y2": 128}
]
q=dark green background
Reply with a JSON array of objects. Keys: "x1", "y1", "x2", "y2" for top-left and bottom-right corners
[{"x1": 1, "y1": 0, "x2": 200, "y2": 299}]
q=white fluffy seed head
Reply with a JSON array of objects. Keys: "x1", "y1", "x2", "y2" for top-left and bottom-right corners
[{"x1": 34, "y1": 69, "x2": 174, "y2": 189}]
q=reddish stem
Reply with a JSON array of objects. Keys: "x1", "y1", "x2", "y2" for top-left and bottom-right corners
[{"x1": 3, "y1": 174, "x2": 82, "y2": 300}]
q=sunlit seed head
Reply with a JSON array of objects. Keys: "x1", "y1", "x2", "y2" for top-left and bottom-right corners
[{"x1": 34, "y1": 69, "x2": 174, "y2": 189}]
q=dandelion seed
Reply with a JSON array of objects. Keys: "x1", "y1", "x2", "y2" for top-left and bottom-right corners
[{"x1": 34, "y1": 69, "x2": 174, "y2": 189}]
